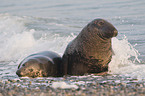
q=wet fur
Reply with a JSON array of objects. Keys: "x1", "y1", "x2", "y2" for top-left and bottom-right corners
[
  {"x1": 16, "y1": 51, "x2": 62, "y2": 78},
  {"x1": 62, "y1": 19, "x2": 118, "y2": 76}
]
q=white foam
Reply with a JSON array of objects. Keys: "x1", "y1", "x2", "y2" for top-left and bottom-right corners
[
  {"x1": 109, "y1": 36, "x2": 145, "y2": 80},
  {"x1": 0, "y1": 30, "x2": 36, "y2": 61},
  {"x1": 0, "y1": 14, "x2": 74, "y2": 61},
  {"x1": 51, "y1": 81, "x2": 78, "y2": 89}
]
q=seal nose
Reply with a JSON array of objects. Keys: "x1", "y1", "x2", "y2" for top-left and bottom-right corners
[
  {"x1": 16, "y1": 70, "x2": 23, "y2": 77},
  {"x1": 113, "y1": 29, "x2": 118, "y2": 37}
]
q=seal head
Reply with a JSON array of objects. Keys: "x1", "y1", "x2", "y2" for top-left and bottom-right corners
[{"x1": 88, "y1": 19, "x2": 118, "y2": 39}]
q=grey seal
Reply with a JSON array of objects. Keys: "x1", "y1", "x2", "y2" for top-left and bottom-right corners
[
  {"x1": 16, "y1": 51, "x2": 62, "y2": 78},
  {"x1": 62, "y1": 18, "x2": 118, "y2": 75}
]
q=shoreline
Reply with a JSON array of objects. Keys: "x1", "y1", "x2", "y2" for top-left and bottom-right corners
[{"x1": 0, "y1": 75, "x2": 145, "y2": 96}]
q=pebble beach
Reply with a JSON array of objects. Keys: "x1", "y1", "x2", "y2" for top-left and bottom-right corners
[{"x1": 1, "y1": 74, "x2": 145, "y2": 96}]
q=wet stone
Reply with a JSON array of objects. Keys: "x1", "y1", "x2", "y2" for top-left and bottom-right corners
[{"x1": 1, "y1": 75, "x2": 145, "y2": 95}]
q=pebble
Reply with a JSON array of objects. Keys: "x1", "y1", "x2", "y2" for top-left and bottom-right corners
[{"x1": 0, "y1": 75, "x2": 145, "y2": 95}]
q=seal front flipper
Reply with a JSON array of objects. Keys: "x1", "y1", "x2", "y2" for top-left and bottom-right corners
[
  {"x1": 66, "y1": 51, "x2": 89, "y2": 76},
  {"x1": 62, "y1": 51, "x2": 88, "y2": 76},
  {"x1": 93, "y1": 71, "x2": 108, "y2": 76}
]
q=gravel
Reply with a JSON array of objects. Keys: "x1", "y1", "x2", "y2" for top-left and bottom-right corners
[{"x1": 0, "y1": 74, "x2": 145, "y2": 96}]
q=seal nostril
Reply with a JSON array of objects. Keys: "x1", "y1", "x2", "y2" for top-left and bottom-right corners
[
  {"x1": 20, "y1": 72, "x2": 23, "y2": 75},
  {"x1": 113, "y1": 30, "x2": 118, "y2": 37},
  {"x1": 16, "y1": 70, "x2": 23, "y2": 77}
]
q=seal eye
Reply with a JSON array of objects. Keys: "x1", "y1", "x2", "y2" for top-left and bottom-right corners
[
  {"x1": 98, "y1": 21, "x2": 104, "y2": 26},
  {"x1": 22, "y1": 64, "x2": 25, "y2": 66}
]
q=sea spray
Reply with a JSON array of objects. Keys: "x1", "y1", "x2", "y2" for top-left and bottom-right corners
[
  {"x1": 109, "y1": 36, "x2": 145, "y2": 80},
  {"x1": 0, "y1": 14, "x2": 75, "y2": 62},
  {"x1": 0, "y1": 14, "x2": 27, "y2": 61}
]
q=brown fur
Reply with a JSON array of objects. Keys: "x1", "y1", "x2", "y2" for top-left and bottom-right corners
[
  {"x1": 16, "y1": 51, "x2": 62, "y2": 78},
  {"x1": 62, "y1": 19, "x2": 118, "y2": 76}
]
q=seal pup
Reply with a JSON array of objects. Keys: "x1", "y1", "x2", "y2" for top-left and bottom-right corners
[
  {"x1": 62, "y1": 19, "x2": 118, "y2": 76},
  {"x1": 16, "y1": 51, "x2": 62, "y2": 78}
]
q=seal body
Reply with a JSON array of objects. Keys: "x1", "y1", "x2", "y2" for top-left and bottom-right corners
[
  {"x1": 62, "y1": 19, "x2": 118, "y2": 75},
  {"x1": 16, "y1": 51, "x2": 62, "y2": 78}
]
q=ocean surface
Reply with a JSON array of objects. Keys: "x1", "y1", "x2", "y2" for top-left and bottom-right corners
[{"x1": 0, "y1": 0, "x2": 145, "y2": 80}]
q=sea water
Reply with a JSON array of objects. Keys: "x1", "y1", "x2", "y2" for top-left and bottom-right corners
[{"x1": 0, "y1": 0, "x2": 145, "y2": 80}]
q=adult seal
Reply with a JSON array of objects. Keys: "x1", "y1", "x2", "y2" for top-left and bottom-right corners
[
  {"x1": 16, "y1": 51, "x2": 62, "y2": 78},
  {"x1": 62, "y1": 19, "x2": 118, "y2": 76}
]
